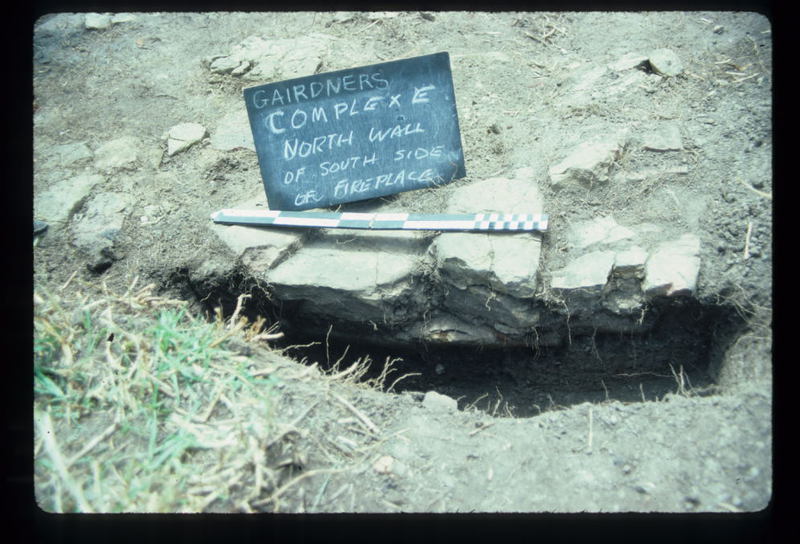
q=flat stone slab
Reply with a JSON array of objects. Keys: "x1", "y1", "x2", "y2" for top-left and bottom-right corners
[
  {"x1": 430, "y1": 232, "x2": 541, "y2": 298},
  {"x1": 612, "y1": 246, "x2": 648, "y2": 279},
  {"x1": 35, "y1": 173, "x2": 104, "y2": 227},
  {"x1": 164, "y1": 122, "x2": 207, "y2": 156},
  {"x1": 643, "y1": 234, "x2": 701, "y2": 296},
  {"x1": 609, "y1": 52, "x2": 649, "y2": 71},
  {"x1": 93, "y1": 136, "x2": 140, "y2": 171},
  {"x1": 72, "y1": 191, "x2": 133, "y2": 270},
  {"x1": 269, "y1": 246, "x2": 419, "y2": 294},
  {"x1": 434, "y1": 171, "x2": 545, "y2": 298},
  {"x1": 210, "y1": 195, "x2": 306, "y2": 269},
  {"x1": 648, "y1": 48, "x2": 684, "y2": 77},
  {"x1": 549, "y1": 140, "x2": 622, "y2": 189},
  {"x1": 447, "y1": 173, "x2": 545, "y2": 215},
  {"x1": 642, "y1": 123, "x2": 683, "y2": 151},
  {"x1": 265, "y1": 241, "x2": 425, "y2": 325},
  {"x1": 85, "y1": 13, "x2": 111, "y2": 30},
  {"x1": 45, "y1": 141, "x2": 93, "y2": 169},
  {"x1": 568, "y1": 215, "x2": 636, "y2": 249},
  {"x1": 551, "y1": 250, "x2": 616, "y2": 290},
  {"x1": 210, "y1": 110, "x2": 255, "y2": 152},
  {"x1": 209, "y1": 34, "x2": 333, "y2": 81},
  {"x1": 212, "y1": 224, "x2": 305, "y2": 270},
  {"x1": 422, "y1": 391, "x2": 458, "y2": 412}
]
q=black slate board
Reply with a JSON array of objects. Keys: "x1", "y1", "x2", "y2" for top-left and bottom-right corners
[{"x1": 243, "y1": 52, "x2": 466, "y2": 210}]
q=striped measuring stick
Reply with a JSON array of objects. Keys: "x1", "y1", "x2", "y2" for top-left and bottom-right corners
[{"x1": 211, "y1": 209, "x2": 548, "y2": 232}]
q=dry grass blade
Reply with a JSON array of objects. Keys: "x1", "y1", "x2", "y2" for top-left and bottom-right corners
[
  {"x1": 386, "y1": 371, "x2": 421, "y2": 393},
  {"x1": 737, "y1": 176, "x2": 772, "y2": 200},
  {"x1": 35, "y1": 409, "x2": 94, "y2": 513},
  {"x1": 331, "y1": 392, "x2": 380, "y2": 435},
  {"x1": 254, "y1": 468, "x2": 347, "y2": 512},
  {"x1": 67, "y1": 421, "x2": 119, "y2": 467},
  {"x1": 469, "y1": 421, "x2": 494, "y2": 437}
]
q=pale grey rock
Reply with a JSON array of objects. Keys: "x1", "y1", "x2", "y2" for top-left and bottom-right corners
[
  {"x1": 571, "y1": 64, "x2": 608, "y2": 92},
  {"x1": 643, "y1": 123, "x2": 683, "y2": 151},
  {"x1": 616, "y1": 171, "x2": 648, "y2": 183},
  {"x1": 667, "y1": 165, "x2": 690, "y2": 175},
  {"x1": 93, "y1": 136, "x2": 140, "y2": 171},
  {"x1": 609, "y1": 53, "x2": 649, "y2": 71},
  {"x1": 266, "y1": 245, "x2": 422, "y2": 323},
  {"x1": 210, "y1": 56, "x2": 244, "y2": 74},
  {"x1": 139, "y1": 204, "x2": 161, "y2": 225},
  {"x1": 210, "y1": 35, "x2": 333, "y2": 81},
  {"x1": 549, "y1": 140, "x2": 622, "y2": 188},
  {"x1": 430, "y1": 232, "x2": 541, "y2": 298},
  {"x1": 422, "y1": 391, "x2": 459, "y2": 412},
  {"x1": 210, "y1": 195, "x2": 306, "y2": 268},
  {"x1": 212, "y1": 224, "x2": 305, "y2": 270},
  {"x1": 164, "y1": 122, "x2": 207, "y2": 156},
  {"x1": 34, "y1": 174, "x2": 104, "y2": 227},
  {"x1": 231, "y1": 61, "x2": 251, "y2": 76},
  {"x1": 110, "y1": 13, "x2": 137, "y2": 24},
  {"x1": 648, "y1": 48, "x2": 684, "y2": 77},
  {"x1": 366, "y1": 11, "x2": 401, "y2": 20},
  {"x1": 210, "y1": 110, "x2": 256, "y2": 152},
  {"x1": 269, "y1": 246, "x2": 415, "y2": 293},
  {"x1": 437, "y1": 173, "x2": 544, "y2": 298},
  {"x1": 605, "y1": 70, "x2": 648, "y2": 96},
  {"x1": 447, "y1": 175, "x2": 545, "y2": 215},
  {"x1": 84, "y1": 13, "x2": 111, "y2": 30},
  {"x1": 48, "y1": 142, "x2": 93, "y2": 168},
  {"x1": 418, "y1": 315, "x2": 498, "y2": 345},
  {"x1": 331, "y1": 12, "x2": 355, "y2": 23},
  {"x1": 643, "y1": 234, "x2": 701, "y2": 296},
  {"x1": 550, "y1": 250, "x2": 616, "y2": 290},
  {"x1": 72, "y1": 192, "x2": 133, "y2": 270},
  {"x1": 612, "y1": 246, "x2": 648, "y2": 279},
  {"x1": 35, "y1": 13, "x2": 85, "y2": 36},
  {"x1": 568, "y1": 216, "x2": 635, "y2": 249}
]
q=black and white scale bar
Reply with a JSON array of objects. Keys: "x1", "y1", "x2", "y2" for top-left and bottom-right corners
[{"x1": 211, "y1": 209, "x2": 548, "y2": 232}]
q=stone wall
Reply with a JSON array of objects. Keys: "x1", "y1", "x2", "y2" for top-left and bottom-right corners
[{"x1": 211, "y1": 166, "x2": 702, "y2": 348}]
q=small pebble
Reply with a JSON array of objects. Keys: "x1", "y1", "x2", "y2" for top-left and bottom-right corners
[{"x1": 34, "y1": 220, "x2": 49, "y2": 236}]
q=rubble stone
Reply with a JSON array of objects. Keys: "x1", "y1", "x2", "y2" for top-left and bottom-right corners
[
  {"x1": 210, "y1": 110, "x2": 256, "y2": 152},
  {"x1": 549, "y1": 140, "x2": 622, "y2": 189},
  {"x1": 164, "y1": 122, "x2": 207, "y2": 156},
  {"x1": 643, "y1": 234, "x2": 701, "y2": 296},
  {"x1": 550, "y1": 251, "x2": 616, "y2": 290},
  {"x1": 34, "y1": 174, "x2": 104, "y2": 227},
  {"x1": 643, "y1": 123, "x2": 683, "y2": 151},
  {"x1": 648, "y1": 48, "x2": 684, "y2": 77},
  {"x1": 612, "y1": 246, "x2": 649, "y2": 279},
  {"x1": 423, "y1": 391, "x2": 459, "y2": 412},
  {"x1": 72, "y1": 192, "x2": 133, "y2": 271},
  {"x1": 93, "y1": 136, "x2": 140, "y2": 171},
  {"x1": 568, "y1": 216, "x2": 636, "y2": 249}
]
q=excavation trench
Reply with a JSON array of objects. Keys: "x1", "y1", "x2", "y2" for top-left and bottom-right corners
[{"x1": 172, "y1": 269, "x2": 747, "y2": 418}]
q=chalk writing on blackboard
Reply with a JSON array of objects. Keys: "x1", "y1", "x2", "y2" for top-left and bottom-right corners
[{"x1": 243, "y1": 52, "x2": 466, "y2": 211}]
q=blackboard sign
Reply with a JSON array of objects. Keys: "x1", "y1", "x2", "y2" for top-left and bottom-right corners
[{"x1": 243, "y1": 52, "x2": 466, "y2": 211}]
